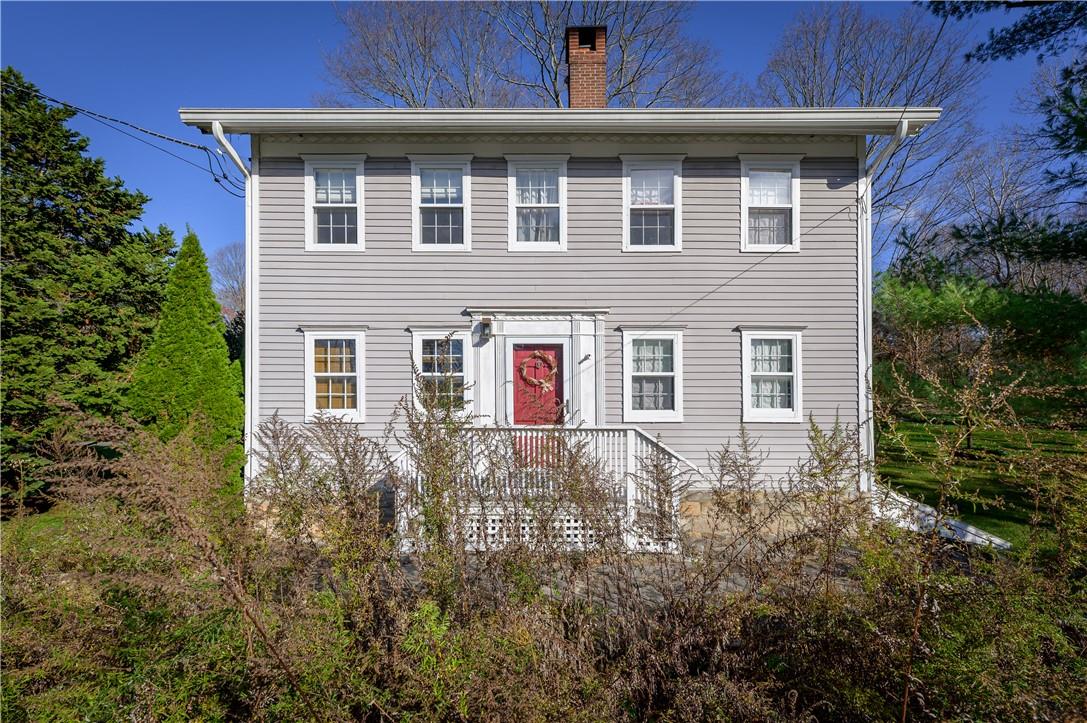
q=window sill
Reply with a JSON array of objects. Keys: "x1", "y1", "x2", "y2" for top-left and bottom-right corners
[
  {"x1": 621, "y1": 246, "x2": 683, "y2": 254},
  {"x1": 739, "y1": 244, "x2": 800, "y2": 254},
  {"x1": 304, "y1": 245, "x2": 365, "y2": 253},
  {"x1": 624, "y1": 412, "x2": 684, "y2": 423},
  {"x1": 742, "y1": 413, "x2": 803, "y2": 423}
]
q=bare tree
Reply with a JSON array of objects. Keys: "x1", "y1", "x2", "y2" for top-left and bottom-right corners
[
  {"x1": 209, "y1": 241, "x2": 245, "y2": 317},
  {"x1": 753, "y1": 4, "x2": 985, "y2": 263},
  {"x1": 322, "y1": 1, "x2": 740, "y2": 108}
]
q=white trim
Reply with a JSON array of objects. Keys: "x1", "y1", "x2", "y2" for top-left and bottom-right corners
[
  {"x1": 621, "y1": 155, "x2": 684, "y2": 252},
  {"x1": 741, "y1": 329, "x2": 803, "y2": 423},
  {"x1": 505, "y1": 155, "x2": 568, "y2": 252},
  {"x1": 857, "y1": 136, "x2": 875, "y2": 493},
  {"x1": 409, "y1": 155, "x2": 473, "y2": 252},
  {"x1": 739, "y1": 155, "x2": 802, "y2": 253},
  {"x1": 181, "y1": 107, "x2": 943, "y2": 136},
  {"x1": 303, "y1": 330, "x2": 366, "y2": 423},
  {"x1": 302, "y1": 155, "x2": 366, "y2": 252},
  {"x1": 246, "y1": 138, "x2": 259, "y2": 484},
  {"x1": 504, "y1": 336, "x2": 573, "y2": 426},
  {"x1": 409, "y1": 329, "x2": 475, "y2": 414},
  {"x1": 622, "y1": 328, "x2": 684, "y2": 423}
]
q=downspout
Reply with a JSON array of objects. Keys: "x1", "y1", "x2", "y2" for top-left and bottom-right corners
[
  {"x1": 858, "y1": 118, "x2": 910, "y2": 495},
  {"x1": 210, "y1": 121, "x2": 256, "y2": 488},
  {"x1": 867, "y1": 118, "x2": 910, "y2": 178}
]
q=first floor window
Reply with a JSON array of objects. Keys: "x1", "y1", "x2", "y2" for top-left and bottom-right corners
[
  {"x1": 740, "y1": 156, "x2": 801, "y2": 252},
  {"x1": 304, "y1": 331, "x2": 365, "y2": 422},
  {"x1": 412, "y1": 330, "x2": 473, "y2": 412},
  {"x1": 303, "y1": 157, "x2": 365, "y2": 251},
  {"x1": 742, "y1": 329, "x2": 802, "y2": 422},
  {"x1": 623, "y1": 329, "x2": 683, "y2": 422},
  {"x1": 411, "y1": 157, "x2": 472, "y2": 250},
  {"x1": 419, "y1": 336, "x2": 466, "y2": 408}
]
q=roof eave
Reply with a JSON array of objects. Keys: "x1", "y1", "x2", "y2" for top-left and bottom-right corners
[{"x1": 178, "y1": 107, "x2": 942, "y2": 136}]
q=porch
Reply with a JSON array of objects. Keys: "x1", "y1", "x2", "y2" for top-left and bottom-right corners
[{"x1": 393, "y1": 425, "x2": 700, "y2": 550}]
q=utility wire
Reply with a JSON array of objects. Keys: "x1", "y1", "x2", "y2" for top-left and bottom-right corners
[{"x1": 4, "y1": 83, "x2": 247, "y2": 197}]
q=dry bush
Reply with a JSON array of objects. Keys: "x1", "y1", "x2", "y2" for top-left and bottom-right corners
[{"x1": 3, "y1": 359, "x2": 1085, "y2": 720}]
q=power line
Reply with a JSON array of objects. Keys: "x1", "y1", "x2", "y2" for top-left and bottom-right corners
[{"x1": 3, "y1": 83, "x2": 247, "y2": 197}]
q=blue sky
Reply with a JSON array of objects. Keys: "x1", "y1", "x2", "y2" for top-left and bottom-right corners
[{"x1": 2, "y1": 1, "x2": 1042, "y2": 255}]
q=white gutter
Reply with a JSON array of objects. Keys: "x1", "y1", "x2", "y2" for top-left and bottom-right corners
[{"x1": 209, "y1": 121, "x2": 257, "y2": 489}]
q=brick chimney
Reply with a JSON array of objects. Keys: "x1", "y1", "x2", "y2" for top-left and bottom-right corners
[{"x1": 565, "y1": 26, "x2": 607, "y2": 108}]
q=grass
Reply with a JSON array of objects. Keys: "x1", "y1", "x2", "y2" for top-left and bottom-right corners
[{"x1": 877, "y1": 421, "x2": 1085, "y2": 548}]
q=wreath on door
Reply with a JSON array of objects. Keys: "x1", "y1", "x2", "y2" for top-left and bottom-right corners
[{"x1": 518, "y1": 350, "x2": 558, "y2": 392}]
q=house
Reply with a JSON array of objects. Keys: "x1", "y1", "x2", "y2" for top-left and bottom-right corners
[{"x1": 180, "y1": 26, "x2": 940, "y2": 524}]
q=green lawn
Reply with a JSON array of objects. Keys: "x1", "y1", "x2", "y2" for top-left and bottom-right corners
[{"x1": 877, "y1": 421, "x2": 1086, "y2": 548}]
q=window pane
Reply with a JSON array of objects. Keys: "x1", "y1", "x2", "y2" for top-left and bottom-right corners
[
  {"x1": 421, "y1": 208, "x2": 464, "y2": 245},
  {"x1": 315, "y1": 208, "x2": 358, "y2": 245},
  {"x1": 632, "y1": 375, "x2": 675, "y2": 411},
  {"x1": 314, "y1": 339, "x2": 356, "y2": 374},
  {"x1": 751, "y1": 338, "x2": 792, "y2": 373},
  {"x1": 632, "y1": 339, "x2": 673, "y2": 373},
  {"x1": 751, "y1": 376, "x2": 793, "y2": 409},
  {"x1": 749, "y1": 170, "x2": 791, "y2": 205},
  {"x1": 748, "y1": 209, "x2": 791, "y2": 246},
  {"x1": 421, "y1": 338, "x2": 463, "y2": 374},
  {"x1": 630, "y1": 209, "x2": 674, "y2": 246},
  {"x1": 516, "y1": 207, "x2": 560, "y2": 244},
  {"x1": 630, "y1": 168, "x2": 674, "y2": 205},
  {"x1": 315, "y1": 168, "x2": 356, "y2": 204},
  {"x1": 421, "y1": 376, "x2": 466, "y2": 408},
  {"x1": 516, "y1": 168, "x2": 558, "y2": 205},
  {"x1": 420, "y1": 168, "x2": 463, "y2": 204},
  {"x1": 315, "y1": 376, "x2": 357, "y2": 411}
]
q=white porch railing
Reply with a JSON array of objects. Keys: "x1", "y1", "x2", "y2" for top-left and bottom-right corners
[{"x1": 392, "y1": 425, "x2": 699, "y2": 550}]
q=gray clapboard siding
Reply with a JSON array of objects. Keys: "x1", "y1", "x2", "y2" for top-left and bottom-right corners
[{"x1": 256, "y1": 153, "x2": 859, "y2": 477}]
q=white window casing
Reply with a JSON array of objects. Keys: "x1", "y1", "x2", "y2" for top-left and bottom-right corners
[
  {"x1": 409, "y1": 155, "x2": 473, "y2": 252},
  {"x1": 741, "y1": 328, "x2": 803, "y2": 422},
  {"x1": 410, "y1": 329, "x2": 475, "y2": 413},
  {"x1": 303, "y1": 330, "x2": 365, "y2": 423},
  {"x1": 620, "y1": 155, "x2": 684, "y2": 252},
  {"x1": 622, "y1": 328, "x2": 684, "y2": 422},
  {"x1": 739, "y1": 154, "x2": 803, "y2": 253},
  {"x1": 505, "y1": 155, "x2": 569, "y2": 252},
  {"x1": 302, "y1": 155, "x2": 366, "y2": 252}
]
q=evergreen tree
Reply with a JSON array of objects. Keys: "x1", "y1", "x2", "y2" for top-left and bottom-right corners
[
  {"x1": 127, "y1": 231, "x2": 244, "y2": 488},
  {"x1": 1, "y1": 67, "x2": 174, "y2": 498}
]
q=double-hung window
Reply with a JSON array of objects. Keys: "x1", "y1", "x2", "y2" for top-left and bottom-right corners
[
  {"x1": 304, "y1": 330, "x2": 365, "y2": 423},
  {"x1": 506, "y1": 155, "x2": 568, "y2": 251},
  {"x1": 740, "y1": 155, "x2": 802, "y2": 252},
  {"x1": 621, "y1": 155, "x2": 684, "y2": 251},
  {"x1": 303, "y1": 156, "x2": 365, "y2": 251},
  {"x1": 741, "y1": 328, "x2": 803, "y2": 422},
  {"x1": 410, "y1": 156, "x2": 472, "y2": 251},
  {"x1": 622, "y1": 329, "x2": 684, "y2": 422},
  {"x1": 411, "y1": 330, "x2": 474, "y2": 412}
]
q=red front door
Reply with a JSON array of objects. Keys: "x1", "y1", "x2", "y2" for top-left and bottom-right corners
[{"x1": 512, "y1": 344, "x2": 564, "y2": 425}]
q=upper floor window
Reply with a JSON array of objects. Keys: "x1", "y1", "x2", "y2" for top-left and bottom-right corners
[
  {"x1": 303, "y1": 330, "x2": 365, "y2": 423},
  {"x1": 411, "y1": 330, "x2": 474, "y2": 412},
  {"x1": 621, "y1": 156, "x2": 684, "y2": 252},
  {"x1": 303, "y1": 156, "x2": 366, "y2": 252},
  {"x1": 410, "y1": 155, "x2": 472, "y2": 251},
  {"x1": 741, "y1": 328, "x2": 803, "y2": 422},
  {"x1": 622, "y1": 328, "x2": 684, "y2": 422},
  {"x1": 740, "y1": 155, "x2": 802, "y2": 253},
  {"x1": 506, "y1": 155, "x2": 568, "y2": 252}
]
